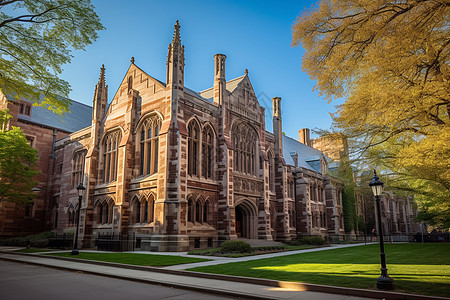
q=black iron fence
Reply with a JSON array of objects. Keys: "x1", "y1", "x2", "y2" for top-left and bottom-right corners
[
  {"x1": 48, "y1": 233, "x2": 74, "y2": 249},
  {"x1": 95, "y1": 232, "x2": 135, "y2": 252}
]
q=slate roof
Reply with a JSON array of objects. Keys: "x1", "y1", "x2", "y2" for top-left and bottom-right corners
[
  {"x1": 18, "y1": 99, "x2": 92, "y2": 133},
  {"x1": 199, "y1": 74, "x2": 246, "y2": 100},
  {"x1": 184, "y1": 86, "x2": 213, "y2": 103},
  {"x1": 282, "y1": 135, "x2": 326, "y2": 173}
]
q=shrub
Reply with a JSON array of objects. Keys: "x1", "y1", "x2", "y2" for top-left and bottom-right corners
[
  {"x1": 299, "y1": 236, "x2": 326, "y2": 246},
  {"x1": 0, "y1": 231, "x2": 52, "y2": 247},
  {"x1": 220, "y1": 240, "x2": 252, "y2": 253}
]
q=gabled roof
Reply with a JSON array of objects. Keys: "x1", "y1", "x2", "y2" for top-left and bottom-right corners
[
  {"x1": 184, "y1": 86, "x2": 213, "y2": 103},
  {"x1": 18, "y1": 99, "x2": 92, "y2": 133},
  {"x1": 198, "y1": 74, "x2": 246, "y2": 100},
  {"x1": 282, "y1": 135, "x2": 326, "y2": 173}
]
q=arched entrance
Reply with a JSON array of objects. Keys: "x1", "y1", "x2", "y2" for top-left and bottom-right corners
[{"x1": 235, "y1": 200, "x2": 257, "y2": 239}]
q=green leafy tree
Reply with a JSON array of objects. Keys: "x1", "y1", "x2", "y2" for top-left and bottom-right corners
[
  {"x1": 0, "y1": 109, "x2": 39, "y2": 204},
  {"x1": 0, "y1": 0, "x2": 104, "y2": 113},
  {"x1": 293, "y1": 0, "x2": 450, "y2": 228}
]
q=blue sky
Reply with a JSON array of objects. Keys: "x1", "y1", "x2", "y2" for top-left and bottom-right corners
[{"x1": 61, "y1": 0, "x2": 341, "y2": 139}]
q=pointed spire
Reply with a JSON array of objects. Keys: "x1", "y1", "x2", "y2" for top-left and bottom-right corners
[
  {"x1": 99, "y1": 64, "x2": 105, "y2": 83},
  {"x1": 172, "y1": 20, "x2": 181, "y2": 45}
]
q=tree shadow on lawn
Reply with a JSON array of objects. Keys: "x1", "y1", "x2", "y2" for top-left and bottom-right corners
[{"x1": 190, "y1": 264, "x2": 450, "y2": 297}]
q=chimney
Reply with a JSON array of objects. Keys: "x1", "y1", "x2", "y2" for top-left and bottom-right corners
[
  {"x1": 298, "y1": 128, "x2": 311, "y2": 146},
  {"x1": 213, "y1": 54, "x2": 226, "y2": 106}
]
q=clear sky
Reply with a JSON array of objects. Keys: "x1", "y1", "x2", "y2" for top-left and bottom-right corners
[{"x1": 60, "y1": 0, "x2": 341, "y2": 139}]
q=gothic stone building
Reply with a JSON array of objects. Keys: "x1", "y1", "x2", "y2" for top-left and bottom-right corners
[{"x1": 49, "y1": 22, "x2": 346, "y2": 251}]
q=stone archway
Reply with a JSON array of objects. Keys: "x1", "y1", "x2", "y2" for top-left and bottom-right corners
[{"x1": 235, "y1": 200, "x2": 257, "y2": 239}]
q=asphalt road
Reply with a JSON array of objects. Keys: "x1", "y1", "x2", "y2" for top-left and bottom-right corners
[{"x1": 0, "y1": 260, "x2": 239, "y2": 300}]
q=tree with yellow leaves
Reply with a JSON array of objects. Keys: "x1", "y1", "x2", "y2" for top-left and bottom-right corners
[{"x1": 293, "y1": 0, "x2": 449, "y2": 228}]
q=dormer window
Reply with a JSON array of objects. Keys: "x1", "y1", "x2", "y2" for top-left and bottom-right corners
[{"x1": 19, "y1": 102, "x2": 32, "y2": 116}]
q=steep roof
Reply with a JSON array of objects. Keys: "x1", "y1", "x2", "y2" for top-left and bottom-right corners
[
  {"x1": 18, "y1": 99, "x2": 92, "y2": 133},
  {"x1": 198, "y1": 74, "x2": 246, "y2": 100},
  {"x1": 282, "y1": 135, "x2": 326, "y2": 173}
]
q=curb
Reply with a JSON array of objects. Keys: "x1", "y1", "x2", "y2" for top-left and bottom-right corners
[{"x1": 1, "y1": 251, "x2": 448, "y2": 300}]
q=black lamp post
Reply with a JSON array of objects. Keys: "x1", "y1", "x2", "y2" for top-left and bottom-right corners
[
  {"x1": 369, "y1": 170, "x2": 394, "y2": 289},
  {"x1": 71, "y1": 183, "x2": 85, "y2": 255}
]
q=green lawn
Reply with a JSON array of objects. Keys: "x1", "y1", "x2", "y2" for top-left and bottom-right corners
[
  {"x1": 48, "y1": 252, "x2": 210, "y2": 267},
  {"x1": 189, "y1": 243, "x2": 450, "y2": 297}
]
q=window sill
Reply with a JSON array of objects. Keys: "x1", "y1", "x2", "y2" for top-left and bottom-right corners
[
  {"x1": 187, "y1": 175, "x2": 218, "y2": 185},
  {"x1": 131, "y1": 173, "x2": 158, "y2": 183}
]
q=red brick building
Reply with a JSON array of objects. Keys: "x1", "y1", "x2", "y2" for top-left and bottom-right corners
[{"x1": 0, "y1": 90, "x2": 91, "y2": 237}]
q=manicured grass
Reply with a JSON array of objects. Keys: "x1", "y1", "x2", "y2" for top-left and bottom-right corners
[
  {"x1": 189, "y1": 243, "x2": 450, "y2": 297},
  {"x1": 48, "y1": 252, "x2": 210, "y2": 267},
  {"x1": 187, "y1": 245, "x2": 316, "y2": 257},
  {"x1": 15, "y1": 248, "x2": 56, "y2": 253}
]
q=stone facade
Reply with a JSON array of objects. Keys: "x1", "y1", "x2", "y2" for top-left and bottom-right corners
[{"x1": 47, "y1": 22, "x2": 347, "y2": 251}]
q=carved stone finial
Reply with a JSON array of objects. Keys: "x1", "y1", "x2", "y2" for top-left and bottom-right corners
[
  {"x1": 99, "y1": 64, "x2": 105, "y2": 82},
  {"x1": 172, "y1": 20, "x2": 181, "y2": 45},
  {"x1": 131, "y1": 57, "x2": 135, "y2": 64},
  {"x1": 245, "y1": 69, "x2": 248, "y2": 75}
]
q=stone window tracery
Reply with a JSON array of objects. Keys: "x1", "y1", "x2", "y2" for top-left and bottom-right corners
[
  {"x1": 188, "y1": 121, "x2": 200, "y2": 176},
  {"x1": 268, "y1": 151, "x2": 275, "y2": 192},
  {"x1": 138, "y1": 115, "x2": 161, "y2": 176},
  {"x1": 72, "y1": 150, "x2": 86, "y2": 188},
  {"x1": 202, "y1": 125, "x2": 214, "y2": 179},
  {"x1": 131, "y1": 196, "x2": 154, "y2": 224},
  {"x1": 102, "y1": 131, "x2": 120, "y2": 183},
  {"x1": 232, "y1": 122, "x2": 257, "y2": 175}
]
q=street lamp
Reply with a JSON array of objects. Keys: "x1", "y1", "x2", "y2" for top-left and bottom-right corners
[
  {"x1": 369, "y1": 170, "x2": 394, "y2": 289},
  {"x1": 71, "y1": 182, "x2": 85, "y2": 255}
]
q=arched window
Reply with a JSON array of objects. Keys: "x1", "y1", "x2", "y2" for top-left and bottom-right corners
[
  {"x1": 72, "y1": 151, "x2": 86, "y2": 188},
  {"x1": 268, "y1": 151, "x2": 275, "y2": 192},
  {"x1": 148, "y1": 195, "x2": 155, "y2": 223},
  {"x1": 202, "y1": 126, "x2": 214, "y2": 179},
  {"x1": 195, "y1": 201, "x2": 201, "y2": 223},
  {"x1": 232, "y1": 123, "x2": 257, "y2": 175},
  {"x1": 104, "y1": 202, "x2": 109, "y2": 224},
  {"x1": 142, "y1": 199, "x2": 148, "y2": 223},
  {"x1": 138, "y1": 115, "x2": 161, "y2": 176},
  {"x1": 203, "y1": 201, "x2": 209, "y2": 223},
  {"x1": 288, "y1": 179, "x2": 294, "y2": 198},
  {"x1": 68, "y1": 204, "x2": 75, "y2": 227},
  {"x1": 135, "y1": 199, "x2": 141, "y2": 223},
  {"x1": 187, "y1": 198, "x2": 194, "y2": 222},
  {"x1": 98, "y1": 202, "x2": 103, "y2": 224},
  {"x1": 102, "y1": 131, "x2": 120, "y2": 183},
  {"x1": 188, "y1": 121, "x2": 200, "y2": 176}
]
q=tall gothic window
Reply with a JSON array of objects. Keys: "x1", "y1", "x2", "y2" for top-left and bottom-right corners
[
  {"x1": 202, "y1": 126, "x2": 214, "y2": 179},
  {"x1": 187, "y1": 198, "x2": 194, "y2": 222},
  {"x1": 131, "y1": 196, "x2": 154, "y2": 224},
  {"x1": 268, "y1": 151, "x2": 275, "y2": 192},
  {"x1": 72, "y1": 151, "x2": 86, "y2": 188},
  {"x1": 188, "y1": 121, "x2": 200, "y2": 176},
  {"x1": 102, "y1": 131, "x2": 120, "y2": 183},
  {"x1": 68, "y1": 204, "x2": 75, "y2": 227},
  {"x1": 232, "y1": 122, "x2": 257, "y2": 175},
  {"x1": 96, "y1": 200, "x2": 113, "y2": 225},
  {"x1": 203, "y1": 200, "x2": 209, "y2": 223},
  {"x1": 138, "y1": 116, "x2": 161, "y2": 176}
]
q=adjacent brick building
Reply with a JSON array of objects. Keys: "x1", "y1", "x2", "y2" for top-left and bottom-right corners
[{"x1": 0, "y1": 90, "x2": 91, "y2": 237}]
